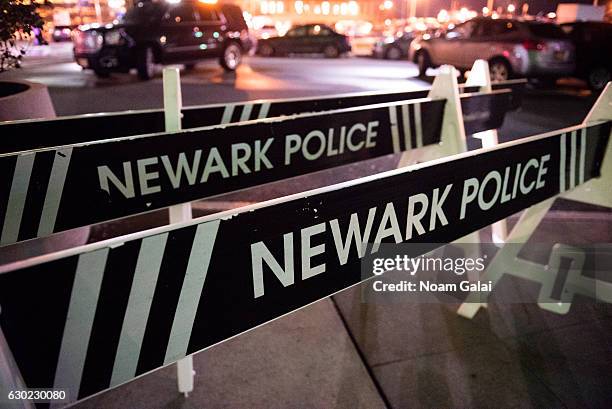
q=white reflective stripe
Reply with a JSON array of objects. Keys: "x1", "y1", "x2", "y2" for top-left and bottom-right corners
[
  {"x1": 559, "y1": 133, "x2": 566, "y2": 192},
  {"x1": 570, "y1": 130, "x2": 577, "y2": 189},
  {"x1": 257, "y1": 102, "x2": 270, "y2": 119},
  {"x1": 239, "y1": 104, "x2": 253, "y2": 121},
  {"x1": 1, "y1": 153, "x2": 35, "y2": 245},
  {"x1": 400, "y1": 104, "x2": 412, "y2": 150},
  {"x1": 414, "y1": 103, "x2": 423, "y2": 148},
  {"x1": 388, "y1": 106, "x2": 401, "y2": 153},
  {"x1": 579, "y1": 128, "x2": 586, "y2": 184},
  {"x1": 110, "y1": 233, "x2": 168, "y2": 387},
  {"x1": 52, "y1": 248, "x2": 108, "y2": 402},
  {"x1": 164, "y1": 220, "x2": 220, "y2": 364},
  {"x1": 37, "y1": 148, "x2": 73, "y2": 237},
  {"x1": 220, "y1": 105, "x2": 235, "y2": 124}
]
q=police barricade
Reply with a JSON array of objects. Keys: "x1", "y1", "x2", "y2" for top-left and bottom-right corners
[
  {"x1": 0, "y1": 63, "x2": 520, "y2": 403},
  {"x1": 457, "y1": 83, "x2": 612, "y2": 318},
  {"x1": 0, "y1": 63, "x2": 513, "y2": 247},
  {"x1": 0, "y1": 74, "x2": 525, "y2": 154},
  {"x1": 0, "y1": 93, "x2": 609, "y2": 407}
]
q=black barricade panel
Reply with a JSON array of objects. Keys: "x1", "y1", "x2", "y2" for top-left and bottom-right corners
[
  {"x1": 0, "y1": 82, "x2": 523, "y2": 154},
  {"x1": 0, "y1": 99, "x2": 445, "y2": 245},
  {"x1": 461, "y1": 90, "x2": 512, "y2": 136},
  {"x1": 0, "y1": 121, "x2": 609, "y2": 405},
  {"x1": 492, "y1": 78, "x2": 527, "y2": 110}
]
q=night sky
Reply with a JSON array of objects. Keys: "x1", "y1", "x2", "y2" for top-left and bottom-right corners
[{"x1": 416, "y1": 0, "x2": 599, "y2": 16}]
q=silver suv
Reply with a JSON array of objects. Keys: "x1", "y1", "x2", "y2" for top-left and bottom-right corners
[{"x1": 410, "y1": 17, "x2": 575, "y2": 82}]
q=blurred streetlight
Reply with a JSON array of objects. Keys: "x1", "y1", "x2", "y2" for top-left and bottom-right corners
[
  {"x1": 507, "y1": 3, "x2": 516, "y2": 13},
  {"x1": 437, "y1": 8, "x2": 450, "y2": 22}
]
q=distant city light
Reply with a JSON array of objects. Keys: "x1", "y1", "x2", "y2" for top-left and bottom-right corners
[
  {"x1": 294, "y1": 0, "x2": 303, "y2": 14},
  {"x1": 507, "y1": 4, "x2": 516, "y2": 13},
  {"x1": 547, "y1": 12, "x2": 556, "y2": 19},
  {"x1": 260, "y1": 1, "x2": 284, "y2": 14},
  {"x1": 437, "y1": 9, "x2": 449, "y2": 23},
  {"x1": 382, "y1": 0, "x2": 393, "y2": 10},
  {"x1": 108, "y1": 0, "x2": 125, "y2": 9},
  {"x1": 322, "y1": 1, "x2": 330, "y2": 15},
  {"x1": 198, "y1": 0, "x2": 217, "y2": 3},
  {"x1": 482, "y1": 6, "x2": 489, "y2": 15}
]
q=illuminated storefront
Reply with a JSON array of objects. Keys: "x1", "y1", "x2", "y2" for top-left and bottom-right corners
[
  {"x1": 35, "y1": 0, "x2": 126, "y2": 27},
  {"x1": 236, "y1": 0, "x2": 391, "y2": 25}
]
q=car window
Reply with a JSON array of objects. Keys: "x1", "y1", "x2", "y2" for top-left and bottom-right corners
[
  {"x1": 286, "y1": 27, "x2": 307, "y2": 37},
  {"x1": 196, "y1": 5, "x2": 219, "y2": 22},
  {"x1": 446, "y1": 21, "x2": 476, "y2": 39},
  {"x1": 166, "y1": 4, "x2": 198, "y2": 23},
  {"x1": 479, "y1": 20, "x2": 518, "y2": 37},
  {"x1": 527, "y1": 23, "x2": 567, "y2": 39}
]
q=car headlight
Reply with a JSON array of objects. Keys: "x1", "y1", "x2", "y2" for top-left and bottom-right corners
[{"x1": 104, "y1": 30, "x2": 124, "y2": 46}]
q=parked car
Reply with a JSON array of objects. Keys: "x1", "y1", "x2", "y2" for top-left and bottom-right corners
[
  {"x1": 372, "y1": 31, "x2": 414, "y2": 60},
  {"x1": 561, "y1": 21, "x2": 612, "y2": 91},
  {"x1": 52, "y1": 25, "x2": 75, "y2": 42},
  {"x1": 73, "y1": 1, "x2": 251, "y2": 80},
  {"x1": 410, "y1": 17, "x2": 575, "y2": 82},
  {"x1": 255, "y1": 24, "x2": 279, "y2": 40},
  {"x1": 257, "y1": 24, "x2": 351, "y2": 58}
]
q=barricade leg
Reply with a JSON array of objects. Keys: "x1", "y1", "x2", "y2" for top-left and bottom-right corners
[
  {"x1": 163, "y1": 67, "x2": 196, "y2": 397},
  {"x1": 467, "y1": 59, "x2": 508, "y2": 245},
  {"x1": 456, "y1": 198, "x2": 555, "y2": 319},
  {"x1": 0, "y1": 327, "x2": 34, "y2": 409},
  {"x1": 398, "y1": 65, "x2": 467, "y2": 167}
]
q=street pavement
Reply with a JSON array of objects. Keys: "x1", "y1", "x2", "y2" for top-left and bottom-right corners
[{"x1": 3, "y1": 44, "x2": 612, "y2": 409}]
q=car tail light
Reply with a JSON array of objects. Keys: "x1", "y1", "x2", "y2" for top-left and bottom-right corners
[{"x1": 522, "y1": 39, "x2": 544, "y2": 51}]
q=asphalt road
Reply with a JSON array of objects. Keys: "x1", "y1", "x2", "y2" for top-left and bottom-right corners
[
  {"x1": 5, "y1": 43, "x2": 599, "y2": 144},
  {"x1": 4, "y1": 43, "x2": 428, "y2": 115}
]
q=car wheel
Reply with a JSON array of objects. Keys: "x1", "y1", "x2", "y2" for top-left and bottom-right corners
[
  {"x1": 220, "y1": 42, "x2": 242, "y2": 71},
  {"x1": 385, "y1": 47, "x2": 402, "y2": 60},
  {"x1": 258, "y1": 44, "x2": 274, "y2": 57},
  {"x1": 136, "y1": 46, "x2": 155, "y2": 80},
  {"x1": 416, "y1": 51, "x2": 430, "y2": 77},
  {"x1": 587, "y1": 66, "x2": 611, "y2": 91},
  {"x1": 323, "y1": 45, "x2": 340, "y2": 58},
  {"x1": 489, "y1": 58, "x2": 511, "y2": 82}
]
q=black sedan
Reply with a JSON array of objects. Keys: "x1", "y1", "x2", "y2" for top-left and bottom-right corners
[
  {"x1": 372, "y1": 32, "x2": 414, "y2": 60},
  {"x1": 257, "y1": 24, "x2": 351, "y2": 58}
]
